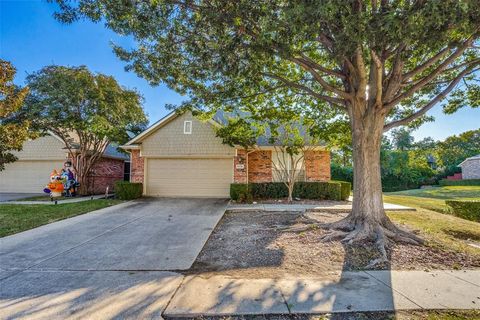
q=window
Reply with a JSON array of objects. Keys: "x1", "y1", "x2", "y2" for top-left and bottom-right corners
[{"x1": 184, "y1": 120, "x2": 192, "y2": 134}]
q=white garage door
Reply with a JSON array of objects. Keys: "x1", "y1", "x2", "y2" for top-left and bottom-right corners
[
  {"x1": 0, "y1": 160, "x2": 65, "y2": 193},
  {"x1": 146, "y1": 158, "x2": 233, "y2": 197}
]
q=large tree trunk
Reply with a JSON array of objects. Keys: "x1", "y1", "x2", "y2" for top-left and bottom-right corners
[{"x1": 318, "y1": 105, "x2": 423, "y2": 266}]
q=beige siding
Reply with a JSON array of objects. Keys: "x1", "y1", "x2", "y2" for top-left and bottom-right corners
[
  {"x1": 0, "y1": 160, "x2": 65, "y2": 193},
  {"x1": 141, "y1": 112, "x2": 235, "y2": 157},
  {"x1": 145, "y1": 158, "x2": 232, "y2": 197},
  {"x1": 12, "y1": 135, "x2": 67, "y2": 160}
]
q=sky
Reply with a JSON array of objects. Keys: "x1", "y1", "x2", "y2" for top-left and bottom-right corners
[{"x1": 1, "y1": 0, "x2": 479, "y2": 142}]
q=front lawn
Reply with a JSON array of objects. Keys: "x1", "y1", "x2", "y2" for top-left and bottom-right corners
[
  {"x1": 388, "y1": 208, "x2": 480, "y2": 256},
  {"x1": 0, "y1": 199, "x2": 124, "y2": 237},
  {"x1": 190, "y1": 209, "x2": 479, "y2": 278},
  {"x1": 384, "y1": 185, "x2": 480, "y2": 213}
]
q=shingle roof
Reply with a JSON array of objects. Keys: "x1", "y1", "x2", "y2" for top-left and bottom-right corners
[{"x1": 458, "y1": 154, "x2": 480, "y2": 166}]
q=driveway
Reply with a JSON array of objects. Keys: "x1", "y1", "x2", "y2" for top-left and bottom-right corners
[
  {"x1": 0, "y1": 193, "x2": 42, "y2": 202},
  {"x1": 0, "y1": 198, "x2": 227, "y2": 319}
]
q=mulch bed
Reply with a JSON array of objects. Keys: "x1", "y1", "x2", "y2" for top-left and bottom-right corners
[{"x1": 188, "y1": 211, "x2": 480, "y2": 278}]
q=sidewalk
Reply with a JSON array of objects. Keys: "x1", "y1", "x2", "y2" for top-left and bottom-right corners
[
  {"x1": 228, "y1": 202, "x2": 415, "y2": 212},
  {"x1": 164, "y1": 270, "x2": 479, "y2": 316},
  {"x1": 0, "y1": 194, "x2": 108, "y2": 205}
]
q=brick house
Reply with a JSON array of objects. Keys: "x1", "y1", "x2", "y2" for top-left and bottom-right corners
[
  {"x1": 0, "y1": 132, "x2": 128, "y2": 194},
  {"x1": 121, "y1": 110, "x2": 331, "y2": 198},
  {"x1": 459, "y1": 154, "x2": 480, "y2": 179}
]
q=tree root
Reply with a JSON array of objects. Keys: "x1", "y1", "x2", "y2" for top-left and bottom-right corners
[{"x1": 280, "y1": 213, "x2": 425, "y2": 268}]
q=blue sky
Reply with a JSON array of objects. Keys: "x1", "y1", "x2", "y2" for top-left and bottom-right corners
[{"x1": 1, "y1": 0, "x2": 479, "y2": 141}]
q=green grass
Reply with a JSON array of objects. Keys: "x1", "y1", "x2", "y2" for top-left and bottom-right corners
[
  {"x1": 0, "y1": 199, "x2": 124, "y2": 237},
  {"x1": 17, "y1": 194, "x2": 68, "y2": 201},
  {"x1": 384, "y1": 186, "x2": 480, "y2": 214},
  {"x1": 388, "y1": 207, "x2": 480, "y2": 256},
  {"x1": 384, "y1": 186, "x2": 480, "y2": 255},
  {"x1": 385, "y1": 185, "x2": 480, "y2": 199}
]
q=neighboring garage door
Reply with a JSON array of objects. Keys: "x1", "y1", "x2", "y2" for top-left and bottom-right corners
[
  {"x1": 146, "y1": 158, "x2": 232, "y2": 197},
  {"x1": 0, "y1": 160, "x2": 65, "y2": 193}
]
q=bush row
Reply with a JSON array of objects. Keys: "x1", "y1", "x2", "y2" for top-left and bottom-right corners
[
  {"x1": 114, "y1": 181, "x2": 143, "y2": 200},
  {"x1": 439, "y1": 179, "x2": 480, "y2": 186},
  {"x1": 445, "y1": 200, "x2": 480, "y2": 222},
  {"x1": 230, "y1": 181, "x2": 351, "y2": 202}
]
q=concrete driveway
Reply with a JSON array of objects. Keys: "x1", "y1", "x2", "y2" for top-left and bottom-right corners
[
  {"x1": 0, "y1": 193, "x2": 42, "y2": 202},
  {"x1": 0, "y1": 198, "x2": 227, "y2": 274},
  {"x1": 0, "y1": 198, "x2": 227, "y2": 319}
]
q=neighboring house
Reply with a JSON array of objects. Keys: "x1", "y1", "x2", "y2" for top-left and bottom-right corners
[
  {"x1": 0, "y1": 132, "x2": 128, "y2": 194},
  {"x1": 121, "y1": 110, "x2": 331, "y2": 198},
  {"x1": 459, "y1": 154, "x2": 480, "y2": 179}
]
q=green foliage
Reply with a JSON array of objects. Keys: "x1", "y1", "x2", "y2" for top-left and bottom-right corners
[
  {"x1": 215, "y1": 117, "x2": 264, "y2": 150},
  {"x1": 446, "y1": 200, "x2": 480, "y2": 222},
  {"x1": 439, "y1": 179, "x2": 480, "y2": 186},
  {"x1": 20, "y1": 65, "x2": 147, "y2": 144},
  {"x1": 391, "y1": 128, "x2": 414, "y2": 151},
  {"x1": 293, "y1": 182, "x2": 342, "y2": 201},
  {"x1": 231, "y1": 181, "x2": 348, "y2": 202},
  {"x1": 435, "y1": 129, "x2": 480, "y2": 169},
  {"x1": 0, "y1": 60, "x2": 32, "y2": 171},
  {"x1": 114, "y1": 181, "x2": 143, "y2": 200},
  {"x1": 230, "y1": 183, "x2": 250, "y2": 202},
  {"x1": 15, "y1": 65, "x2": 147, "y2": 194},
  {"x1": 331, "y1": 164, "x2": 353, "y2": 183},
  {"x1": 333, "y1": 181, "x2": 352, "y2": 201}
]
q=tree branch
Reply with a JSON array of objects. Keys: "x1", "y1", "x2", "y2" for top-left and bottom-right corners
[
  {"x1": 262, "y1": 72, "x2": 346, "y2": 108},
  {"x1": 384, "y1": 37, "x2": 475, "y2": 109},
  {"x1": 383, "y1": 65, "x2": 474, "y2": 131},
  {"x1": 288, "y1": 57, "x2": 352, "y2": 100}
]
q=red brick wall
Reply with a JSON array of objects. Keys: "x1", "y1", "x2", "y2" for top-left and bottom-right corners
[
  {"x1": 248, "y1": 150, "x2": 272, "y2": 183},
  {"x1": 130, "y1": 149, "x2": 144, "y2": 183},
  {"x1": 87, "y1": 158, "x2": 125, "y2": 194},
  {"x1": 234, "y1": 149, "x2": 248, "y2": 183},
  {"x1": 304, "y1": 150, "x2": 331, "y2": 181}
]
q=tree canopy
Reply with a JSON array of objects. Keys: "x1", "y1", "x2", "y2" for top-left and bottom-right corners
[
  {"x1": 17, "y1": 65, "x2": 147, "y2": 194},
  {"x1": 54, "y1": 0, "x2": 479, "y2": 129},
  {"x1": 52, "y1": 0, "x2": 480, "y2": 263},
  {"x1": 0, "y1": 60, "x2": 31, "y2": 171}
]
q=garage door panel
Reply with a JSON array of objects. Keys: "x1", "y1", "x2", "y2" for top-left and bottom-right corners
[
  {"x1": 146, "y1": 158, "x2": 232, "y2": 197},
  {"x1": 0, "y1": 160, "x2": 65, "y2": 193}
]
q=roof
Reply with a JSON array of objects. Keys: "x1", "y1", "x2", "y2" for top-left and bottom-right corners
[
  {"x1": 122, "y1": 109, "x2": 324, "y2": 149},
  {"x1": 459, "y1": 154, "x2": 480, "y2": 166},
  {"x1": 48, "y1": 131, "x2": 128, "y2": 161},
  {"x1": 122, "y1": 109, "x2": 222, "y2": 148}
]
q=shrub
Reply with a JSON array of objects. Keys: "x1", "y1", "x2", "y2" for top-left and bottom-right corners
[
  {"x1": 230, "y1": 181, "x2": 349, "y2": 202},
  {"x1": 230, "y1": 183, "x2": 250, "y2": 202},
  {"x1": 114, "y1": 181, "x2": 143, "y2": 200},
  {"x1": 439, "y1": 179, "x2": 480, "y2": 186},
  {"x1": 331, "y1": 164, "x2": 353, "y2": 183},
  {"x1": 333, "y1": 180, "x2": 351, "y2": 200},
  {"x1": 294, "y1": 181, "x2": 343, "y2": 200},
  {"x1": 445, "y1": 200, "x2": 480, "y2": 222}
]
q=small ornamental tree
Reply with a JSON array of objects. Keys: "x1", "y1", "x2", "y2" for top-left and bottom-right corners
[
  {"x1": 19, "y1": 65, "x2": 147, "y2": 195},
  {"x1": 270, "y1": 125, "x2": 318, "y2": 203},
  {"x1": 54, "y1": 0, "x2": 480, "y2": 264},
  {"x1": 0, "y1": 60, "x2": 31, "y2": 171}
]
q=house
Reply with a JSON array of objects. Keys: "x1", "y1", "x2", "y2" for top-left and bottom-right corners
[
  {"x1": 120, "y1": 110, "x2": 331, "y2": 198},
  {"x1": 459, "y1": 154, "x2": 480, "y2": 179},
  {"x1": 0, "y1": 132, "x2": 128, "y2": 194}
]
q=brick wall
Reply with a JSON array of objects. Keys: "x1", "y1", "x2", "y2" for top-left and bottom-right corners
[
  {"x1": 87, "y1": 158, "x2": 125, "y2": 194},
  {"x1": 130, "y1": 149, "x2": 144, "y2": 183},
  {"x1": 248, "y1": 150, "x2": 272, "y2": 183},
  {"x1": 233, "y1": 149, "x2": 248, "y2": 183},
  {"x1": 304, "y1": 150, "x2": 331, "y2": 181}
]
